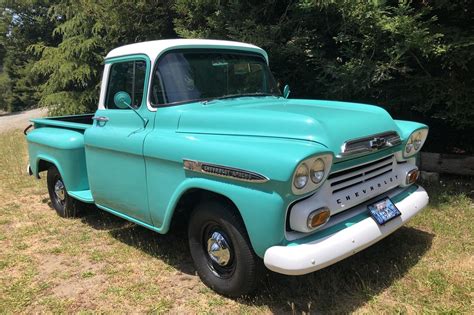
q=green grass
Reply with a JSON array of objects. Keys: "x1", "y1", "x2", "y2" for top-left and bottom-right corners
[{"x1": 0, "y1": 130, "x2": 473, "y2": 313}]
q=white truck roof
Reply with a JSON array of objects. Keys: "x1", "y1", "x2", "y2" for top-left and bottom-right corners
[{"x1": 105, "y1": 39, "x2": 268, "y2": 62}]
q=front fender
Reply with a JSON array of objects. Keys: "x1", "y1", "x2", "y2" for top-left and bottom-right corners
[
  {"x1": 395, "y1": 120, "x2": 428, "y2": 140},
  {"x1": 143, "y1": 132, "x2": 330, "y2": 257},
  {"x1": 155, "y1": 178, "x2": 287, "y2": 257}
]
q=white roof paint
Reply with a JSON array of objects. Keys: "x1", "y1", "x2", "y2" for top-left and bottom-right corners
[{"x1": 105, "y1": 39, "x2": 268, "y2": 62}]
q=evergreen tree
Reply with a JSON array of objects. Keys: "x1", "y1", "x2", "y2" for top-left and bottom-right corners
[
  {"x1": 0, "y1": 0, "x2": 472, "y2": 151},
  {"x1": 31, "y1": 0, "x2": 176, "y2": 115},
  {"x1": 174, "y1": 0, "x2": 474, "y2": 151},
  {"x1": 0, "y1": 0, "x2": 58, "y2": 112}
]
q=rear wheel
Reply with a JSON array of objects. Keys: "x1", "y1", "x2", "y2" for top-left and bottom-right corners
[
  {"x1": 47, "y1": 166, "x2": 80, "y2": 218},
  {"x1": 188, "y1": 199, "x2": 261, "y2": 297}
]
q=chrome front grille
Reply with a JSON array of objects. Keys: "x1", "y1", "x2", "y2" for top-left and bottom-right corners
[
  {"x1": 339, "y1": 131, "x2": 401, "y2": 157},
  {"x1": 326, "y1": 153, "x2": 401, "y2": 213},
  {"x1": 327, "y1": 155, "x2": 395, "y2": 194}
]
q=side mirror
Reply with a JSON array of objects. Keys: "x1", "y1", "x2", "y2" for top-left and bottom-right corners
[
  {"x1": 114, "y1": 91, "x2": 132, "y2": 109},
  {"x1": 113, "y1": 91, "x2": 148, "y2": 128},
  {"x1": 283, "y1": 85, "x2": 291, "y2": 99}
]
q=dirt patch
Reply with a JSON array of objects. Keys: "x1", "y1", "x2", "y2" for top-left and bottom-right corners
[
  {"x1": 0, "y1": 108, "x2": 47, "y2": 133},
  {"x1": 51, "y1": 273, "x2": 107, "y2": 298},
  {"x1": 36, "y1": 254, "x2": 107, "y2": 306}
]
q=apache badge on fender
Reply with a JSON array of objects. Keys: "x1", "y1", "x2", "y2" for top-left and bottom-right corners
[{"x1": 183, "y1": 159, "x2": 269, "y2": 183}]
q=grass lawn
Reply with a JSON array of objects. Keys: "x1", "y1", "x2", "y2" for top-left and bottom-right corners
[{"x1": 0, "y1": 130, "x2": 472, "y2": 313}]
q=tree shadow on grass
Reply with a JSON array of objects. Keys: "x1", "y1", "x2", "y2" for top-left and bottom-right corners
[
  {"x1": 79, "y1": 206, "x2": 195, "y2": 274},
  {"x1": 248, "y1": 226, "x2": 433, "y2": 313},
  {"x1": 78, "y1": 205, "x2": 433, "y2": 313},
  {"x1": 420, "y1": 176, "x2": 474, "y2": 205}
]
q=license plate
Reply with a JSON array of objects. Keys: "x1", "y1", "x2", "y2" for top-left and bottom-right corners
[{"x1": 368, "y1": 197, "x2": 401, "y2": 225}]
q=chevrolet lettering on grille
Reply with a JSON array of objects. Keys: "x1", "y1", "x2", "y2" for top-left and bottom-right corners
[{"x1": 336, "y1": 174, "x2": 399, "y2": 205}]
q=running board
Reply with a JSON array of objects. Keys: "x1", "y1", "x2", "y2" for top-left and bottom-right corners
[{"x1": 68, "y1": 189, "x2": 94, "y2": 203}]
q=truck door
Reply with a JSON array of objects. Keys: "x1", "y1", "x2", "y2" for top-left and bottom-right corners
[{"x1": 84, "y1": 56, "x2": 154, "y2": 224}]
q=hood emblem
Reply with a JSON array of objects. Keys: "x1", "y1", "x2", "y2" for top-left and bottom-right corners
[
  {"x1": 369, "y1": 137, "x2": 387, "y2": 149},
  {"x1": 339, "y1": 131, "x2": 401, "y2": 157}
]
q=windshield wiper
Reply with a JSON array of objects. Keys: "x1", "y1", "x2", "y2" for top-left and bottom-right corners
[{"x1": 216, "y1": 92, "x2": 277, "y2": 100}]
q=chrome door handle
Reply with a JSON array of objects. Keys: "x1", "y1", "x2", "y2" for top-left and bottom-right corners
[{"x1": 92, "y1": 116, "x2": 109, "y2": 122}]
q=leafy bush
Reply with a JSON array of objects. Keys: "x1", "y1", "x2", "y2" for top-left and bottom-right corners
[{"x1": 1, "y1": 0, "x2": 473, "y2": 151}]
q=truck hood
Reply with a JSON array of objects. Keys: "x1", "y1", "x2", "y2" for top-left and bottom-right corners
[{"x1": 177, "y1": 97, "x2": 400, "y2": 154}]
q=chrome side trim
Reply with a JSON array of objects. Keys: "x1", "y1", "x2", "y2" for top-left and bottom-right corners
[
  {"x1": 338, "y1": 131, "x2": 401, "y2": 158},
  {"x1": 183, "y1": 159, "x2": 269, "y2": 183}
]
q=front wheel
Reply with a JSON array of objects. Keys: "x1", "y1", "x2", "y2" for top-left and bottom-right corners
[
  {"x1": 47, "y1": 166, "x2": 81, "y2": 218},
  {"x1": 188, "y1": 200, "x2": 261, "y2": 297}
]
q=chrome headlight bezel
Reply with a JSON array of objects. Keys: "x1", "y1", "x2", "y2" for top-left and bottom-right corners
[
  {"x1": 403, "y1": 128, "x2": 428, "y2": 158},
  {"x1": 292, "y1": 154, "x2": 333, "y2": 195}
]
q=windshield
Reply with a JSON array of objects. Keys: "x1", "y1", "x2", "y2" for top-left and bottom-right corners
[{"x1": 150, "y1": 50, "x2": 281, "y2": 106}]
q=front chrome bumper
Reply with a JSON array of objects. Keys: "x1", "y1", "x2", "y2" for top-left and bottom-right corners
[{"x1": 264, "y1": 185, "x2": 429, "y2": 275}]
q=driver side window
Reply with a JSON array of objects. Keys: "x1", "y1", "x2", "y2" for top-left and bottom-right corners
[{"x1": 105, "y1": 60, "x2": 146, "y2": 109}]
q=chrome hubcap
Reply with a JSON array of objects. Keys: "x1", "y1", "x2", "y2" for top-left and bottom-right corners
[
  {"x1": 54, "y1": 180, "x2": 65, "y2": 202},
  {"x1": 207, "y1": 231, "x2": 231, "y2": 266}
]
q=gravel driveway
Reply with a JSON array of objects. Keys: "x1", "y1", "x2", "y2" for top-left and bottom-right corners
[{"x1": 0, "y1": 108, "x2": 47, "y2": 133}]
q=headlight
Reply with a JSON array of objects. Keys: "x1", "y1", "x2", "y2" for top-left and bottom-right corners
[
  {"x1": 293, "y1": 163, "x2": 309, "y2": 189},
  {"x1": 292, "y1": 154, "x2": 332, "y2": 195},
  {"x1": 404, "y1": 129, "x2": 428, "y2": 157},
  {"x1": 413, "y1": 132, "x2": 423, "y2": 150},
  {"x1": 405, "y1": 138, "x2": 414, "y2": 154},
  {"x1": 310, "y1": 158, "x2": 325, "y2": 184}
]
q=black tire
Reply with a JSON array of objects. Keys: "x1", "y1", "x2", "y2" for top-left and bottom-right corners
[
  {"x1": 47, "y1": 166, "x2": 80, "y2": 218},
  {"x1": 188, "y1": 199, "x2": 261, "y2": 297}
]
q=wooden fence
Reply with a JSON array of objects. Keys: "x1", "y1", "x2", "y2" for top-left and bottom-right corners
[{"x1": 419, "y1": 152, "x2": 474, "y2": 176}]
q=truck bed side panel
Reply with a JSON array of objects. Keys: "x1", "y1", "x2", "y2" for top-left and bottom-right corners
[{"x1": 30, "y1": 113, "x2": 94, "y2": 130}]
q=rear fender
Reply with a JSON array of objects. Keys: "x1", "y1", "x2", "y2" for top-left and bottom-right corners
[{"x1": 27, "y1": 128, "x2": 89, "y2": 191}]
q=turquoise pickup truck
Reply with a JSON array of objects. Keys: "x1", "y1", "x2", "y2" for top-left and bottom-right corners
[{"x1": 26, "y1": 39, "x2": 429, "y2": 297}]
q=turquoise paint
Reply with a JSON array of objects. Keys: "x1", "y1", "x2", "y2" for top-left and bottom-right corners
[
  {"x1": 27, "y1": 127, "x2": 89, "y2": 192},
  {"x1": 25, "y1": 46, "x2": 430, "y2": 260},
  {"x1": 84, "y1": 54, "x2": 154, "y2": 224},
  {"x1": 68, "y1": 190, "x2": 94, "y2": 203},
  {"x1": 113, "y1": 91, "x2": 133, "y2": 109},
  {"x1": 177, "y1": 98, "x2": 399, "y2": 155},
  {"x1": 104, "y1": 54, "x2": 151, "y2": 64},
  {"x1": 96, "y1": 203, "x2": 162, "y2": 233},
  {"x1": 394, "y1": 120, "x2": 428, "y2": 140},
  {"x1": 25, "y1": 100, "x2": 428, "y2": 258},
  {"x1": 31, "y1": 118, "x2": 90, "y2": 131},
  {"x1": 145, "y1": 175, "x2": 286, "y2": 256},
  {"x1": 27, "y1": 127, "x2": 85, "y2": 150}
]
